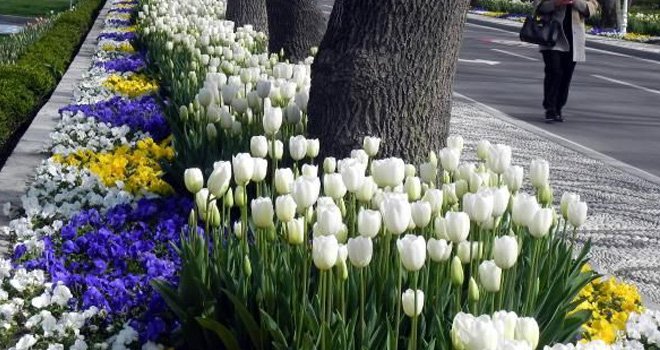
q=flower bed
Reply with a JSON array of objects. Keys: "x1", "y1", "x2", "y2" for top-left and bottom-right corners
[{"x1": 0, "y1": 0, "x2": 658, "y2": 349}]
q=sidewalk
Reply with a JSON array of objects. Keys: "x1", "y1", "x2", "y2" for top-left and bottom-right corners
[
  {"x1": 467, "y1": 12, "x2": 660, "y2": 61},
  {"x1": 451, "y1": 95, "x2": 660, "y2": 308},
  {"x1": 0, "y1": 1, "x2": 110, "y2": 253}
]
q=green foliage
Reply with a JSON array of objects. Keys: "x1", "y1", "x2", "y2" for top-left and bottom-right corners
[
  {"x1": 0, "y1": 16, "x2": 59, "y2": 64},
  {"x1": 475, "y1": 0, "x2": 534, "y2": 14},
  {"x1": 0, "y1": 0, "x2": 74, "y2": 17},
  {"x1": 0, "y1": 0, "x2": 104, "y2": 157}
]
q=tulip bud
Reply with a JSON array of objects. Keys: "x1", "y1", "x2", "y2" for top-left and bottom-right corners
[
  {"x1": 287, "y1": 217, "x2": 305, "y2": 245},
  {"x1": 468, "y1": 277, "x2": 479, "y2": 302},
  {"x1": 235, "y1": 186, "x2": 247, "y2": 207},
  {"x1": 455, "y1": 179, "x2": 468, "y2": 199},
  {"x1": 347, "y1": 236, "x2": 373, "y2": 268},
  {"x1": 405, "y1": 177, "x2": 422, "y2": 201},
  {"x1": 188, "y1": 209, "x2": 197, "y2": 229},
  {"x1": 243, "y1": 255, "x2": 252, "y2": 277},
  {"x1": 184, "y1": 168, "x2": 204, "y2": 194},
  {"x1": 451, "y1": 256, "x2": 464, "y2": 286},
  {"x1": 560, "y1": 192, "x2": 580, "y2": 219},
  {"x1": 224, "y1": 188, "x2": 234, "y2": 208},
  {"x1": 323, "y1": 157, "x2": 336, "y2": 174},
  {"x1": 434, "y1": 216, "x2": 449, "y2": 240},
  {"x1": 306, "y1": 139, "x2": 320, "y2": 159},
  {"x1": 478, "y1": 260, "x2": 502, "y2": 292},
  {"x1": 401, "y1": 289, "x2": 424, "y2": 318}
]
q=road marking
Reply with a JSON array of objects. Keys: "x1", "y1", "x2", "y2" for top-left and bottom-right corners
[
  {"x1": 591, "y1": 74, "x2": 660, "y2": 96},
  {"x1": 586, "y1": 47, "x2": 660, "y2": 66},
  {"x1": 490, "y1": 48, "x2": 538, "y2": 61},
  {"x1": 466, "y1": 22, "x2": 519, "y2": 35},
  {"x1": 458, "y1": 58, "x2": 500, "y2": 65}
]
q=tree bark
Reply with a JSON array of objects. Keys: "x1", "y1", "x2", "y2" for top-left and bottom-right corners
[
  {"x1": 266, "y1": 0, "x2": 327, "y2": 62},
  {"x1": 225, "y1": 0, "x2": 269, "y2": 35},
  {"x1": 597, "y1": 0, "x2": 619, "y2": 29},
  {"x1": 307, "y1": 0, "x2": 470, "y2": 163}
]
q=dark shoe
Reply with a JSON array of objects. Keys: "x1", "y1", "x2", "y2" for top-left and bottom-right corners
[
  {"x1": 545, "y1": 111, "x2": 556, "y2": 123},
  {"x1": 554, "y1": 111, "x2": 564, "y2": 122}
]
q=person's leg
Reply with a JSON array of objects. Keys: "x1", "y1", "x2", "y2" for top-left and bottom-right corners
[
  {"x1": 542, "y1": 50, "x2": 564, "y2": 119},
  {"x1": 556, "y1": 52, "x2": 577, "y2": 118}
]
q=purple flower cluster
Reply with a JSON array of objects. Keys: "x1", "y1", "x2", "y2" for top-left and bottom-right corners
[
  {"x1": 95, "y1": 54, "x2": 146, "y2": 73},
  {"x1": 108, "y1": 7, "x2": 134, "y2": 14},
  {"x1": 98, "y1": 31, "x2": 137, "y2": 42},
  {"x1": 59, "y1": 96, "x2": 170, "y2": 141},
  {"x1": 16, "y1": 197, "x2": 193, "y2": 342},
  {"x1": 107, "y1": 19, "x2": 133, "y2": 27}
]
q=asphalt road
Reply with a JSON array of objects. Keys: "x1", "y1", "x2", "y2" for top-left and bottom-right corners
[{"x1": 315, "y1": 1, "x2": 660, "y2": 178}]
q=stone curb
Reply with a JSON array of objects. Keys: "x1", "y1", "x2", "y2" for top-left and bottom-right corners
[
  {"x1": 466, "y1": 13, "x2": 660, "y2": 62},
  {"x1": 0, "y1": 1, "x2": 110, "y2": 238}
]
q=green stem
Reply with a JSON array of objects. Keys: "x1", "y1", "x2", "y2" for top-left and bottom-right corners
[
  {"x1": 410, "y1": 272, "x2": 419, "y2": 350},
  {"x1": 394, "y1": 262, "x2": 402, "y2": 350},
  {"x1": 360, "y1": 268, "x2": 365, "y2": 348}
]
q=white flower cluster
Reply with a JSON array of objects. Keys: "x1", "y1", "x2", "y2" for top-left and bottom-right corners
[
  {"x1": 451, "y1": 311, "x2": 540, "y2": 350},
  {"x1": 50, "y1": 112, "x2": 144, "y2": 155}
]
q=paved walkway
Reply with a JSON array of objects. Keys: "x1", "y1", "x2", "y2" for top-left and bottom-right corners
[
  {"x1": 452, "y1": 96, "x2": 660, "y2": 307},
  {"x1": 0, "y1": 1, "x2": 110, "y2": 254}
]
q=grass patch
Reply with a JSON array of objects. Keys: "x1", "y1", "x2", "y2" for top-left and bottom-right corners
[{"x1": 0, "y1": 0, "x2": 74, "y2": 17}]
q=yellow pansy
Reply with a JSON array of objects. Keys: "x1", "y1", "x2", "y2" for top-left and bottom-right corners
[{"x1": 103, "y1": 74, "x2": 159, "y2": 98}]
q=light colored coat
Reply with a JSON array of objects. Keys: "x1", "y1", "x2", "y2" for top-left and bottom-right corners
[{"x1": 533, "y1": 0, "x2": 599, "y2": 62}]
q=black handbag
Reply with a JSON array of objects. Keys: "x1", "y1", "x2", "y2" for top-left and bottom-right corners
[{"x1": 519, "y1": 10, "x2": 561, "y2": 46}]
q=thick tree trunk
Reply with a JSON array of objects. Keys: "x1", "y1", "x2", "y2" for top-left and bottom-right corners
[
  {"x1": 307, "y1": 0, "x2": 470, "y2": 162},
  {"x1": 225, "y1": 0, "x2": 269, "y2": 35},
  {"x1": 266, "y1": 0, "x2": 327, "y2": 62},
  {"x1": 597, "y1": 0, "x2": 619, "y2": 29}
]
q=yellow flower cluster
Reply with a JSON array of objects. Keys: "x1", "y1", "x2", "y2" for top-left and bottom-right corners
[
  {"x1": 114, "y1": 25, "x2": 137, "y2": 33},
  {"x1": 623, "y1": 33, "x2": 652, "y2": 42},
  {"x1": 575, "y1": 269, "x2": 644, "y2": 344},
  {"x1": 103, "y1": 74, "x2": 159, "y2": 98},
  {"x1": 52, "y1": 138, "x2": 174, "y2": 195},
  {"x1": 101, "y1": 41, "x2": 136, "y2": 53}
]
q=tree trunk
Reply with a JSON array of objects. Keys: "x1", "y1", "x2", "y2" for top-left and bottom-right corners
[
  {"x1": 597, "y1": 0, "x2": 619, "y2": 29},
  {"x1": 225, "y1": 0, "x2": 269, "y2": 35},
  {"x1": 266, "y1": 0, "x2": 327, "y2": 62},
  {"x1": 307, "y1": 0, "x2": 470, "y2": 163}
]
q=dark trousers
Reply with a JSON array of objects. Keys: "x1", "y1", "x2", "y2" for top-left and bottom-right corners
[{"x1": 542, "y1": 50, "x2": 577, "y2": 116}]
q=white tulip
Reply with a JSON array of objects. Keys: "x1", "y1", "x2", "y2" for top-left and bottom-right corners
[
  {"x1": 351, "y1": 149, "x2": 369, "y2": 166},
  {"x1": 323, "y1": 173, "x2": 347, "y2": 199},
  {"x1": 274, "y1": 168, "x2": 294, "y2": 194},
  {"x1": 313, "y1": 235, "x2": 339, "y2": 270},
  {"x1": 323, "y1": 157, "x2": 336, "y2": 174},
  {"x1": 528, "y1": 208, "x2": 554, "y2": 238},
  {"x1": 363, "y1": 136, "x2": 381, "y2": 157},
  {"x1": 356, "y1": 176, "x2": 377, "y2": 202},
  {"x1": 443, "y1": 183, "x2": 458, "y2": 206},
  {"x1": 339, "y1": 159, "x2": 366, "y2": 192},
  {"x1": 467, "y1": 317, "x2": 499, "y2": 350},
  {"x1": 447, "y1": 135, "x2": 464, "y2": 153},
  {"x1": 471, "y1": 191, "x2": 494, "y2": 223},
  {"x1": 419, "y1": 162, "x2": 437, "y2": 184},
  {"x1": 411, "y1": 201, "x2": 432, "y2": 228},
  {"x1": 347, "y1": 236, "x2": 373, "y2": 268},
  {"x1": 427, "y1": 238, "x2": 452, "y2": 262},
  {"x1": 251, "y1": 158, "x2": 268, "y2": 182},
  {"x1": 184, "y1": 168, "x2": 204, "y2": 194},
  {"x1": 434, "y1": 216, "x2": 449, "y2": 240},
  {"x1": 568, "y1": 201, "x2": 588, "y2": 228},
  {"x1": 439, "y1": 147, "x2": 460, "y2": 172},
  {"x1": 306, "y1": 139, "x2": 320, "y2": 158},
  {"x1": 479, "y1": 260, "x2": 502, "y2": 292},
  {"x1": 529, "y1": 159, "x2": 549, "y2": 188},
  {"x1": 287, "y1": 217, "x2": 305, "y2": 245},
  {"x1": 250, "y1": 136, "x2": 268, "y2": 158},
  {"x1": 256, "y1": 80, "x2": 271, "y2": 98},
  {"x1": 372, "y1": 158, "x2": 406, "y2": 188},
  {"x1": 405, "y1": 176, "x2": 422, "y2": 201},
  {"x1": 276, "y1": 195, "x2": 297, "y2": 222},
  {"x1": 493, "y1": 235, "x2": 519, "y2": 269},
  {"x1": 358, "y1": 209, "x2": 381, "y2": 238},
  {"x1": 511, "y1": 193, "x2": 540, "y2": 227},
  {"x1": 422, "y1": 188, "x2": 444, "y2": 215},
  {"x1": 405, "y1": 163, "x2": 417, "y2": 178},
  {"x1": 232, "y1": 153, "x2": 254, "y2": 185},
  {"x1": 267, "y1": 139, "x2": 284, "y2": 160},
  {"x1": 251, "y1": 197, "x2": 274, "y2": 229},
  {"x1": 503, "y1": 166, "x2": 524, "y2": 192},
  {"x1": 492, "y1": 311, "x2": 519, "y2": 341},
  {"x1": 285, "y1": 104, "x2": 302, "y2": 124},
  {"x1": 487, "y1": 144, "x2": 512, "y2": 174},
  {"x1": 457, "y1": 241, "x2": 482, "y2": 263},
  {"x1": 315, "y1": 204, "x2": 343, "y2": 237},
  {"x1": 302, "y1": 164, "x2": 318, "y2": 177},
  {"x1": 491, "y1": 186, "x2": 511, "y2": 217},
  {"x1": 514, "y1": 317, "x2": 539, "y2": 350},
  {"x1": 380, "y1": 195, "x2": 412, "y2": 235},
  {"x1": 397, "y1": 234, "x2": 426, "y2": 271},
  {"x1": 401, "y1": 289, "x2": 424, "y2": 317},
  {"x1": 456, "y1": 162, "x2": 476, "y2": 182},
  {"x1": 208, "y1": 162, "x2": 232, "y2": 197},
  {"x1": 445, "y1": 211, "x2": 470, "y2": 243},
  {"x1": 263, "y1": 106, "x2": 283, "y2": 135},
  {"x1": 560, "y1": 192, "x2": 580, "y2": 219},
  {"x1": 477, "y1": 140, "x2": 492, "y2": 160},
  {"x1": 289, "y1": 135, "x2": 307, "y2": 161},
  {"x1": 292, "y1": 175, "x2": 320, "y2": 209}
]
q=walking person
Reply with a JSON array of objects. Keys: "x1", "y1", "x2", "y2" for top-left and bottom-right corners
[{"x1": 534, "y1": 0, "x2": 598, "y2": 122}]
